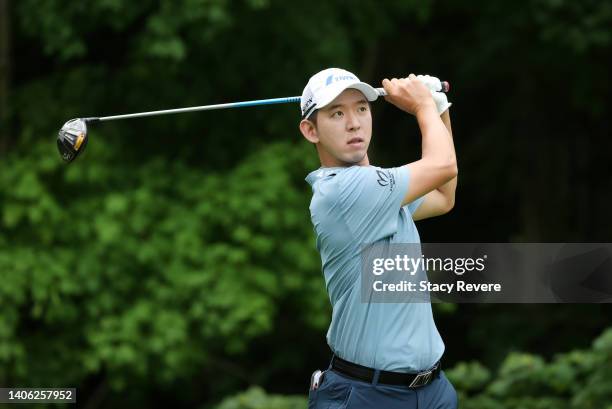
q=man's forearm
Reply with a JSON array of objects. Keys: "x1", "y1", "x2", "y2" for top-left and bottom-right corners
[
  {"x1": 416, "y1": 105, "x2": 456, "y2": 167},
  {"x1": 435, "y1": 110, "x2": 458, "y2": 205}
]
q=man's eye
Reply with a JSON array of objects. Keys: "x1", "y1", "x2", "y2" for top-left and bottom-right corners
[
  {"x1": 332, "y1": 111, "x2": 343, "y2": 118},
  {"x1": 359, "y1": 106, "x2": 368, "y2": 112}
]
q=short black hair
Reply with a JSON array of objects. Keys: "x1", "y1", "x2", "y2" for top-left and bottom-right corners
[{"x1": 306, "y1": 110, "x2": 319, "y2": 127}]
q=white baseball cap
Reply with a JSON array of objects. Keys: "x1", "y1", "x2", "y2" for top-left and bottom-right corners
[{"x1": 300, "y1": 68, "x2": 379, "y2": 119}]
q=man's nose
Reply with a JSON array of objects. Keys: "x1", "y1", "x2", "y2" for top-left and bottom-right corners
[{"x1": 345, "y1": 111, "x2": 361, "y2": 131}]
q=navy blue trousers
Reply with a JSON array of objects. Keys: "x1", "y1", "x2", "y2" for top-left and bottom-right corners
[{"x1": 308, "y1": 366, "x2": 458, "y2": 409}]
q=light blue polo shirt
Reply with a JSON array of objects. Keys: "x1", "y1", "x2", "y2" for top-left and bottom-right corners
[{"x1": 305, "y1": 164, "x2": 445, "y2": 373}]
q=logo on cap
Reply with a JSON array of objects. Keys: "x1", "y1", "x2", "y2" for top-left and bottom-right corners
[
  {"x1": 325, "y1": 74, "x2": 357, "y2": 86},
  {"x1": 303, "y1": 96, "x2": 313, "y2": 112}
]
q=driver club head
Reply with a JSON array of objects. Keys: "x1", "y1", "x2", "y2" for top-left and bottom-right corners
[{"x1": 57, "y1": 118, "x2": 88, "y2": 163}]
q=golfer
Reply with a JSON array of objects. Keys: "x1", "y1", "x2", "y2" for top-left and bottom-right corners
[{"x1": 299, "y1": 68, "x2": 458, "y2": 409}]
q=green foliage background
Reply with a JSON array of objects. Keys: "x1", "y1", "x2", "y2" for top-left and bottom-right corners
[{"x1": 0, "y1": 0, "x2": 611, "y2": 408}]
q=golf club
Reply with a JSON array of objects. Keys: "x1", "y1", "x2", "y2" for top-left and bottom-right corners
[{"x1": 57, "y1": 82, "x2": 450, "y2": 163}]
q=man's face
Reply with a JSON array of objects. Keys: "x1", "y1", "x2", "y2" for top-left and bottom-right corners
[{"x1": 300, "y1": 88, "x2": 372, "y2": 167}]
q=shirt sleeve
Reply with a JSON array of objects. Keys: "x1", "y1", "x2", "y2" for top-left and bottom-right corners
[
  {"x1": 337, "y1": 165, "x2": 410, "y2": 243},
  {"x1": 406, "y1": 195, "x2": 425, "y2": 215}
]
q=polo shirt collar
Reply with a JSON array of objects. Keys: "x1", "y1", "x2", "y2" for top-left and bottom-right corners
[{"x1": 305, "y1": 167, "x2": 345, "y2": 186}]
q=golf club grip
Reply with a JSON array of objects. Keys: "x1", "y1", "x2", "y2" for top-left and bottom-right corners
[{"x1": 376, "y1": 80, "x2": 450, "y2": 96}]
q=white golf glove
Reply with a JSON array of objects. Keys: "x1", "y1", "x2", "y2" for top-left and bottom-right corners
[{"x1": 417, "y1": 74, "x2": 452, "y2": 114}]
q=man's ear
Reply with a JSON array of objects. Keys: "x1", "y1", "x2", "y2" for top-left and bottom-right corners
[{"x1": 299, "y1": 119, "x2": 319, "y2": 144}]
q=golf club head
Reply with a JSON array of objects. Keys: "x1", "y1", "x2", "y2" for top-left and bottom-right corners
[{"x1": 57, "y1": 118, "x2": 88, "y2": 163}]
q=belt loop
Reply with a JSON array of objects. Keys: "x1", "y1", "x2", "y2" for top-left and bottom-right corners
[
  {"x1": 372, "y1": 369, "x2": 380, "y2": 386},
  {"x1": 328, "y1": 354, "x2": 335, "y2": 370}
]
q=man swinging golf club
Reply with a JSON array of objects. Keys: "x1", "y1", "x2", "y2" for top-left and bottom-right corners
[{"x1": 300, "y1": 68, "x2": 458, "y2": 409}]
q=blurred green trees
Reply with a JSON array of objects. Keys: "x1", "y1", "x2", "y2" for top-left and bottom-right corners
[
  {"x1": 448, "y1": 328, "x2": 612, "y2": 408},
  {"x1": 0, "y1": 141, "x2": 328, "y2": 404},
  {"x1": 214, "y1": 387, "x2": 306, "y2": 409}
]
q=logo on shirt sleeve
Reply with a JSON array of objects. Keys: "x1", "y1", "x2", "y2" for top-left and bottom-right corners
[{"x1": 376, "y1": 169, "x2": 396, "y2": 191}]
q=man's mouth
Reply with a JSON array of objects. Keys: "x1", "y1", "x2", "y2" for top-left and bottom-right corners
[{"x1": 347, "y1": 137, "x2": 364, "y2": 146}]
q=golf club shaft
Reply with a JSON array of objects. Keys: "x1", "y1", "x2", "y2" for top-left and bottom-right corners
[
  {"x1": 85, "y1": 96, "x2": 301, "y2": 123},
  {"x1": 84, "y1": 82, "x2": 449, "y2": 123}
]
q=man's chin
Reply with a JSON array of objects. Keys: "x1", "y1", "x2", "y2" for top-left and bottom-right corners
[{"x1": 341, "y1": 152, "x2": 368, "y2": 166}]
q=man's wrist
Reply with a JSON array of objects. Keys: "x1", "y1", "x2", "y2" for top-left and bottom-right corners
[{"x1": 415, "y1": 102, "x2": 437, "y2": 117}]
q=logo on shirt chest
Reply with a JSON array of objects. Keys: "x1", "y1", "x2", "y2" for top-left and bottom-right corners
[{"x1": 376, "y1": 170, "x2": 396, "y2": 191}]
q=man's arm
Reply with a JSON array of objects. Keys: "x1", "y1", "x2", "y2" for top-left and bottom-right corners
[
  {"x1": 382, "y1": 75, "x2": 458, "y2": 207},
  {"x1": 412, "y1": 109, "x2": 458, "y2": 221}
]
